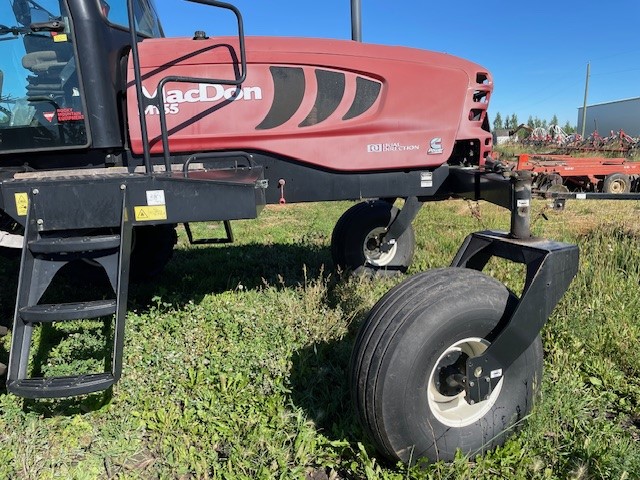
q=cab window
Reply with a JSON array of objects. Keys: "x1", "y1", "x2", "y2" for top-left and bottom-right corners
[
  {"x1": 0, "y1": 0, "x2": 88, "y2": 153},
  {"x1": 99, "y1": 0, "x2": 164, "y2": 37}
]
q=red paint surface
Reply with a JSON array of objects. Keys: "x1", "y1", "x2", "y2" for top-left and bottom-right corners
[{"x1": 128, "y1": 36, "x2": 492, "y2": 171}]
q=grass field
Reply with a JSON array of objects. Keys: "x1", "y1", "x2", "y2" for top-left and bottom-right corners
[{"x1": 1, "y1": 196, "x2": 640, "y2": 479}]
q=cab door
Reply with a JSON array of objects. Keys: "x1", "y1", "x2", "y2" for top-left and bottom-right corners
[{"x1": 0, "y1": 0, "x2": 89, "y2": 154}]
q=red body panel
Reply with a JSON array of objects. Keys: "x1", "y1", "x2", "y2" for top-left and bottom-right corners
[{"x1": 127, "y1": 36, "x2": 492, "y2": 172}]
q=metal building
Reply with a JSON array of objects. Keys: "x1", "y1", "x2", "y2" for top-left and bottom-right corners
[{"x1": 577, "y1": 97, "x2": 640, "y2": 137}]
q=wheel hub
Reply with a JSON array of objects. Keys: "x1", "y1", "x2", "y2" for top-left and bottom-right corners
[
  {"x1": 427, "y1": 337, "x2": 504, "y2": 428},
  {"x1": 611, "y1": 180, "x2": 626, "y2": 193},
  {"x1": 434, "y1": 351, "x2": 468, "y2": 396},
  {"x1": 363, "y1": 227, "x2": 397, "y2": 267}
]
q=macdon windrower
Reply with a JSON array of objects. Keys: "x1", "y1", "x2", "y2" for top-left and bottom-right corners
[{"x1": 0, "y1": 0, "x2": 578, "y2": 464}]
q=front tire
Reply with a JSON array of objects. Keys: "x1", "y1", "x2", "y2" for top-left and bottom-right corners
[
  {"x1": 331, "y1": 200, "x2": 415, "y2": 275},
  {"x1": 351, "y1": 268, "x2": 542, "y2": 463}
]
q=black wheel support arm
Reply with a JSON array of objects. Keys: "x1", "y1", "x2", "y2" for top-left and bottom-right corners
[
  {"x1": 451, "y1": 231, "x2": 578, "y2": 404},
  {"x1": 449, "y1": 167, "x2": 579, "y2": 404},
  {"x1": 379, "y1": 196, "x2": 422, "y2": 251}
]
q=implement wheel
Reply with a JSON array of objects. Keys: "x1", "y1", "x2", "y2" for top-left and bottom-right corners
[
  {"x1": 602, "y1": 173, "x2": 631, "y2": 194},
  {"x1": 331, "y1": 200, "x2": 415, "y2": 275},
  {"x1": 537, "y1": 173, "x2": 562, "y2": 192},
  {"x1": 351, "y1": 268, "x2": 542, "y2": 463}
]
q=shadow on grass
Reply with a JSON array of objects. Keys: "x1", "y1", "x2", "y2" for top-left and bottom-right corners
[
  {"x1": 0, "y1": 241, "x2": 335, "y2": 415},
  {"x1": 289, "y1": 337, "x2": 363, "y2": 444},
  {"x1": 1, "y1": 240, "x2": 333, "y2": 314},
  {"x1": 2, "y1": 239, "x2": 391, "y2": 467},
  {"x1": 287, "y1": 273, "x2": 389, "y2": 459},
  {"x1": 287, "y1": 321, "x2": 398, "y2": 471},
  {"x1": 0, "y1": 252, "x2": 19, "y2": 393},
  {"x1": 129, "y1": 241, "x2": 333, "y2": 309}
]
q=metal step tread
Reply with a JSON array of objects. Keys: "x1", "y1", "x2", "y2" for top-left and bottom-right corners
[
  {"x1": 29, "y1": 234, "x2": 121, "y2": 254},
  {"x1": 7, "y1": 373, "x2": 116, "y2": 399},
  {"x1": 19, "y1": 299, "x2": 117, "y2": 323}
]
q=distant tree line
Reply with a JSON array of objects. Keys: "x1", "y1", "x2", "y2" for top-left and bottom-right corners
[{"x1": 492, "y1": 112, "x2": 576, "y2": 134}]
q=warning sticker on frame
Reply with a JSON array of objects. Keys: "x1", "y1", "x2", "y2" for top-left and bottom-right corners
[
  {"x1": 134, "y1": 205, "x2": 167, "y2": 221},
  {"x1": 15, "y1": 192, "x2": 28, "y2": 216}
]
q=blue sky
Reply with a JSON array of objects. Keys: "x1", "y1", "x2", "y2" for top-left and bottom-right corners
[{"x1": 156, "y1": 0, "x2": 640, "y2": 129}]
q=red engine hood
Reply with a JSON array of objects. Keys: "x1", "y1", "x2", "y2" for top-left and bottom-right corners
[{"x1": 127, "y1": 36, "x2": 492, "y2": 172}]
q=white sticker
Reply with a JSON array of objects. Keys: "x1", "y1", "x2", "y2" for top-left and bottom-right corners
[
  {"x1": 146, "y1": 190, "x2": 166, "y2": 206},
  {"x1": 420, "y1": 172, "x2": 433, "y2": 188},
  {"x1": 576, "y1": 193, "x2": 587, "y2": 200},
  {"x1": 516, "y1": 199, "x2": 530, "y2": 208},
  {"x1": 490, "y1": 369, "x2": 503, "y2": 379}
]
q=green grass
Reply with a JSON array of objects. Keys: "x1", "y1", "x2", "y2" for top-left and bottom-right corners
[{"x1": 1, "y1": 198, "x2": 640, "y2": 479}]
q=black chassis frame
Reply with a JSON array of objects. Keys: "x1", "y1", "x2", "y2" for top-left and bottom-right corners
[{"x1": 0, "y1": 158, "x2": 579, "y2": 403}]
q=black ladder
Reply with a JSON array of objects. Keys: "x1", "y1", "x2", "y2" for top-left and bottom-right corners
[{"x1": 7, "y1": 186, "x2": 132, "y2": 399}]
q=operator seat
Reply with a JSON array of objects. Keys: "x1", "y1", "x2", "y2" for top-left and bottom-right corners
[
  {"x1": 21, "y1": 29, "x2": 76, "y2": 104},
  {"x1": 22, "y1": 50, "x2": 75, "y2": 101}
]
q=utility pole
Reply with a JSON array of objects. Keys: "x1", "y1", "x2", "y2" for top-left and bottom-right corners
[
  {"x1": 351, "y1": 0, "x2": 362, "y2": 42},
  {"x1": 580, "y1": 62, "x2": 590, "y2": 138}
]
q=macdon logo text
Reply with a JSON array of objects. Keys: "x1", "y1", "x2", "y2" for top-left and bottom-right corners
[{"x1": 142, "y1": 84, "x2": 263, "y2": 115}]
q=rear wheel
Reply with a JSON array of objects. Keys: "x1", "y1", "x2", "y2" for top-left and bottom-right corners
[
  {"x1": 71, "y1": 224, "x2": 177, "y2": 283},
  {"x1": 602, "y1": 173, "x2": 631, "y2": 194},
  {"x1": 130, "y1": 224, "x2": 178, "y2": 281},
  {"x1": 351, "y1": 268, "x2": 542, "y2": 463},
  {"x1": 331, "y1": 200, "x2": 415, "y2": 275}
]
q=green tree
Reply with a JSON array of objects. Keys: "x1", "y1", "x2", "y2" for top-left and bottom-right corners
[
  {"x1": 493, "y1": 112, "x2": 503, "y2": 130},
  {"x1": 551, "y1": 114, "x2": 559, "y2": 126},
  {"x1": 510, "y1": 113, "x2": 518, "y2": 128},
  {"x1": 563, "y1": 120, "x2": 575, "y2": 133}
]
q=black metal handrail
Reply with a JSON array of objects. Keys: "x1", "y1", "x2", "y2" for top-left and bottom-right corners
[{"x1": 127, "y1": 0, "x2": 247, "y2": 174}]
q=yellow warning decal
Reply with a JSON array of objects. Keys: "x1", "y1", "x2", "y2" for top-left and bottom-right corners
[
  {"x1": 134, "y1": 205, "x2": 167, "y2": 221},
  {"x1": 14, "y1": 193, "x2": 28, "y2": 216},
  {"x1": 53, "y1": 34, "x2": 68, "y2": 42}
]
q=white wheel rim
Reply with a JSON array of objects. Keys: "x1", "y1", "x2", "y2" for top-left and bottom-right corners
[
  {"x1": 363, "y1": 227, "x2": 397, "y2": 267},
  {"x1": 427, "y1": 337, "x2": 503, "y2": 428}
]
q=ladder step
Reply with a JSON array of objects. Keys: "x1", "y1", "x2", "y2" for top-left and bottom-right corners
[
  {"x1": 29, "y1": 234, "x2": 121, "y2": 254},
  {"x1": 19, "y1": 300, "x2": 117, "y2": 323},
  {"x1": 7, "y1": 373, "x2": 116, "y2": 398}
]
